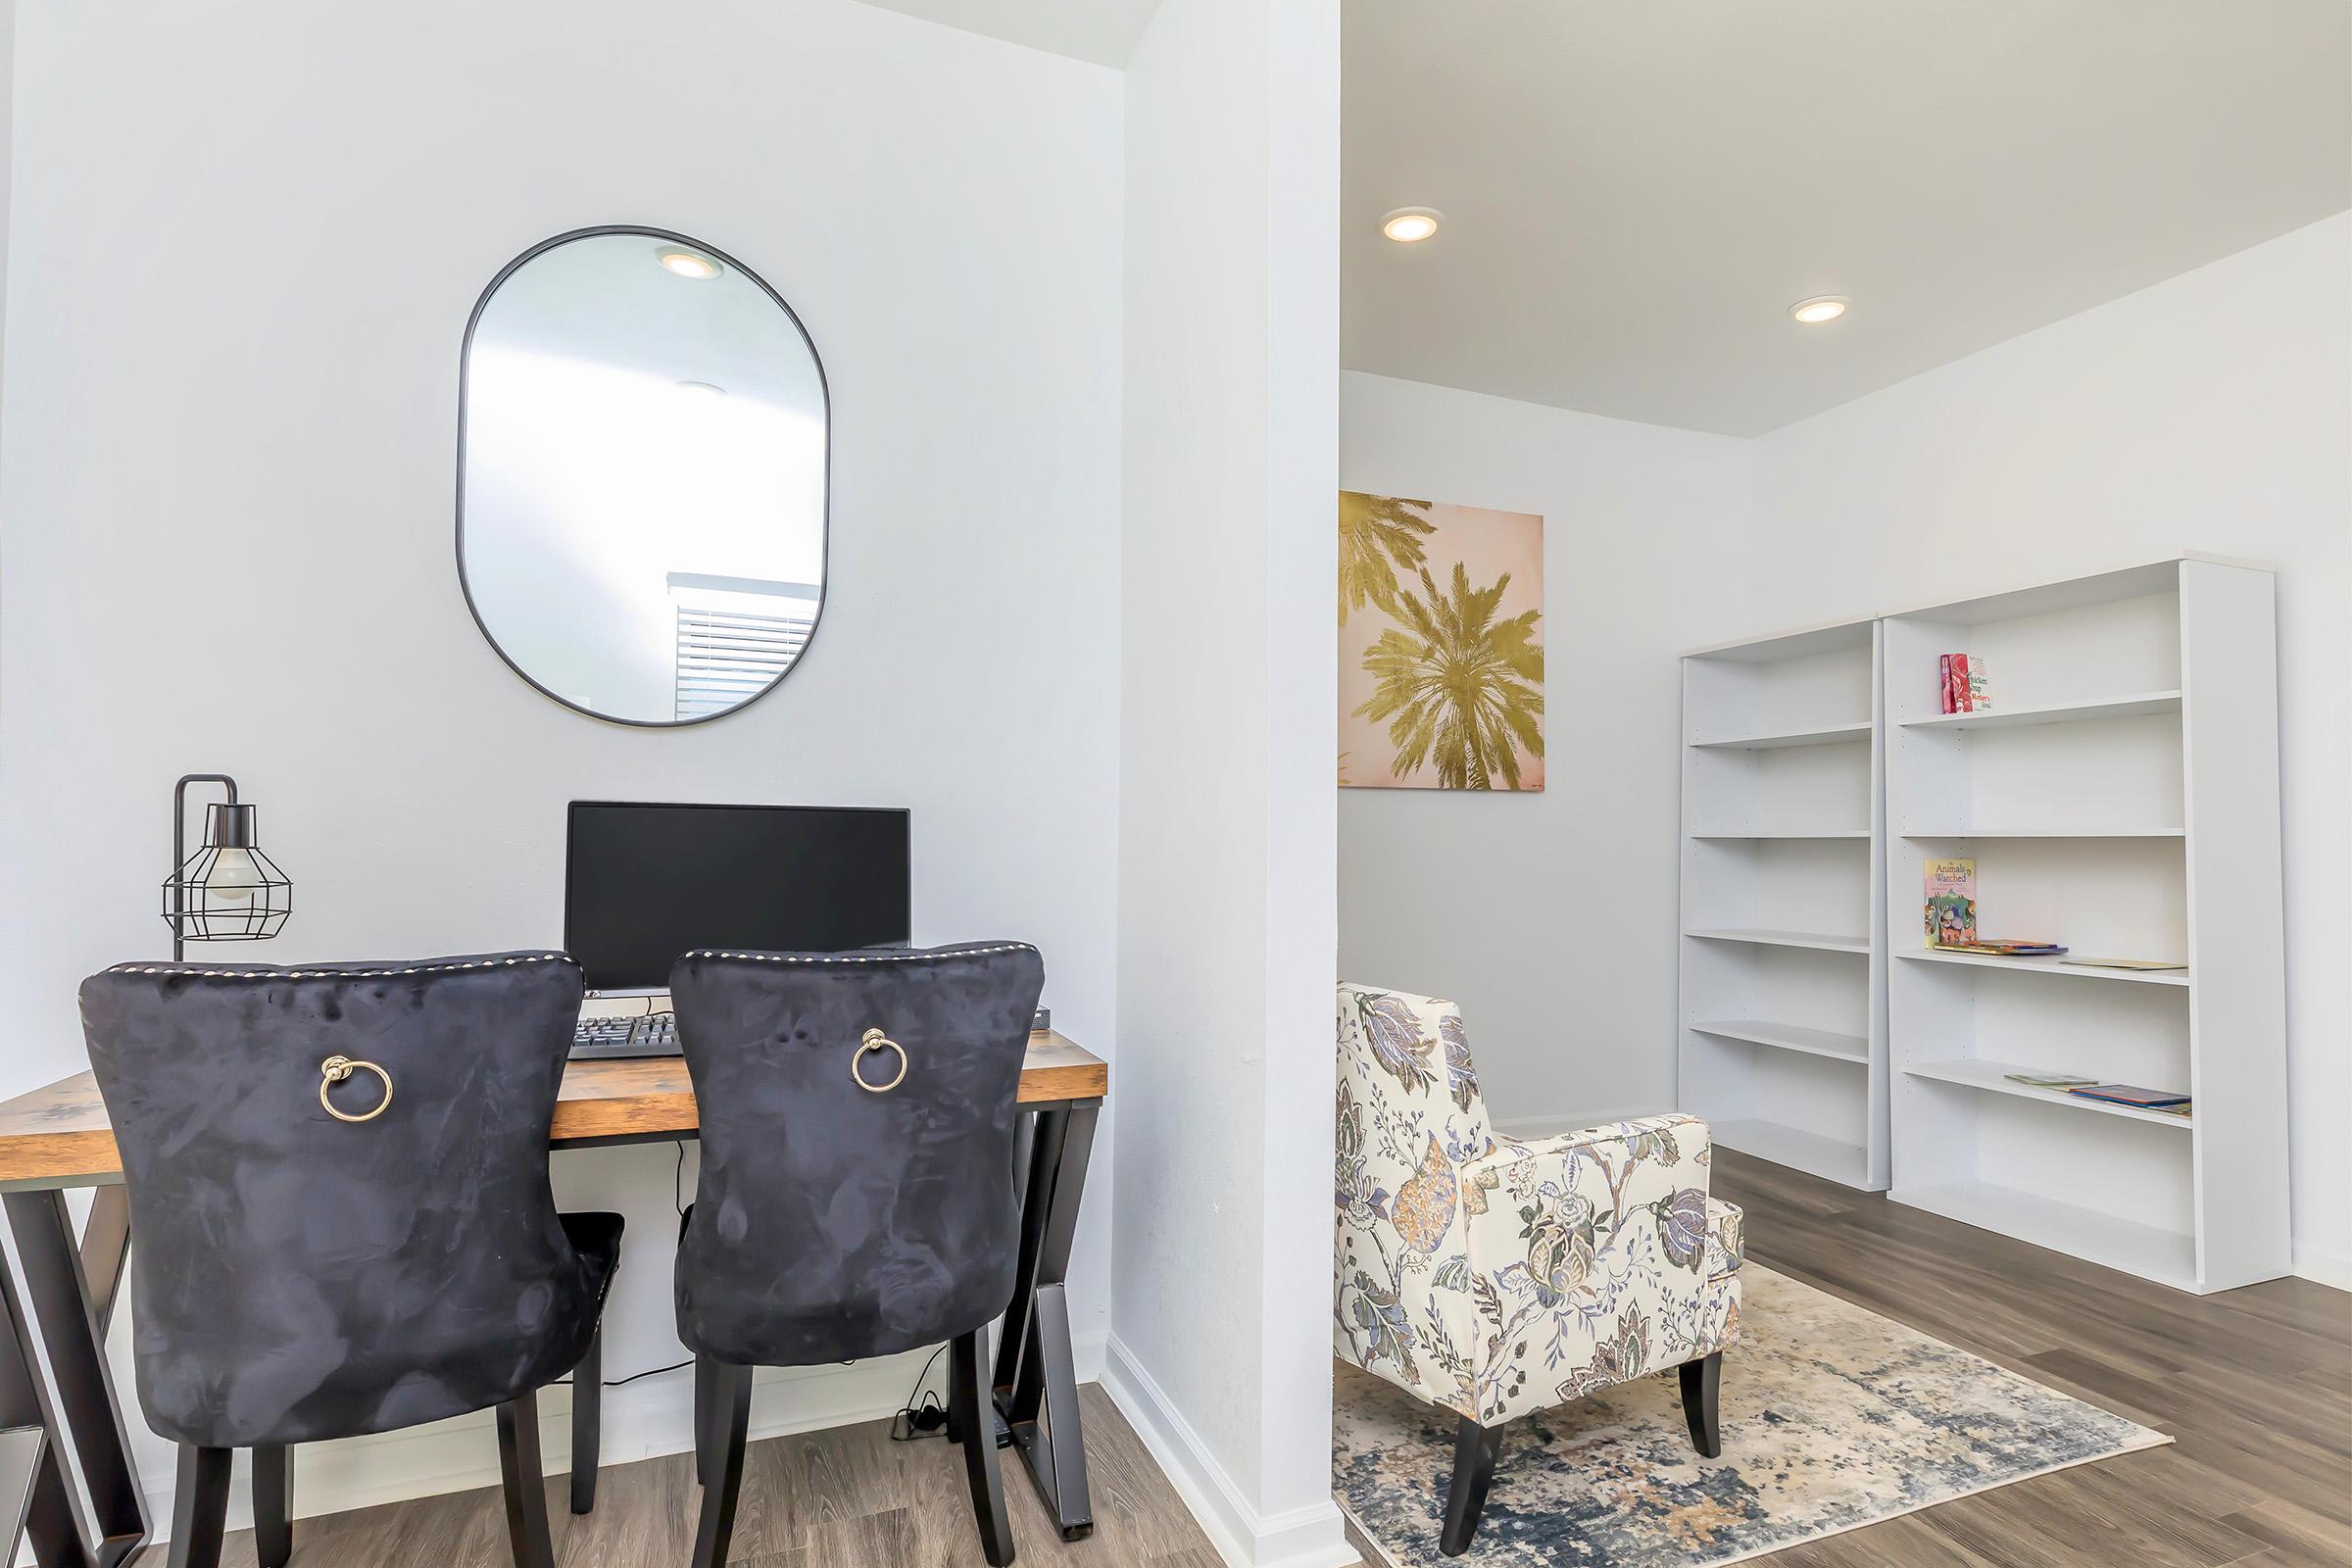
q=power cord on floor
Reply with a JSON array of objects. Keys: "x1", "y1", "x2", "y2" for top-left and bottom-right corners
[{"x1": 888, "y1": 1344, "x2": 951, "y2": 1442}]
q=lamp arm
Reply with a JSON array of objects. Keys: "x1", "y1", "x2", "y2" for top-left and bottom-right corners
[{"x1": 170, "y1": 774, "x2": 239, "y2": 961}]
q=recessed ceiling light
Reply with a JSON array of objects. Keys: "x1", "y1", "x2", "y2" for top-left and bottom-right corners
[
  {"x1": 1789, "y1": 295, "x2": 1848, "y2": 324},
  {"x1": 675, "y1": 380, "x2": 727, "y2": 397},
  {"x1": 658, "y1": 248, "x2": 720, "y2": 280},
  {"x1": 1381, "y1": 208, "x2": 1443, "y2": 243}
]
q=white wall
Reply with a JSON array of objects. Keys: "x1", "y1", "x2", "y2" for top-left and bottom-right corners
[
  {"x1": 1337, "y1": 372, "x2": 1754, "y2": 1131},
  {"x1": 0, "y1": 0, "x2": 1124, "y2": 1526},
  {"x1": 1750, "y1": 212, "x2": 2352, "y2": 1287},
  {"x1": 1109, "y1": 3, "x2": 1348, "y2": 1565}
]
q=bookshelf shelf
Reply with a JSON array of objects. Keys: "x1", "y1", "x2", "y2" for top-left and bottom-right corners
[
  {"x1": 1691, "y1": 830, "x2": 1871, "y2": 841},
  {"x1": 1691, "y1": 1019, "x2": 1868, "y2": 1064},
  {"x1": 1895, "y1": 948, "x2": 2189, "y2": 985},
  {"x1": 1711, "y1": 1119, "x2": 1870, "y2": 1189},
  {"x1": 1679, "y1": 617, "x2": 1887, "y2": 1193},
  {"x1": 1898, "y1": 690, "x2": 2181, "y2": 731},
  {"x1": 1689, "y1": 720, "x2": 1873, "y2": 751},
  {"x1": 1890, "y1": 1180, "x2": 2198, "y2": 1292},
  {"x1": 1903, "y1": 1058, "x2": 2192, "y2": 1129},
  {"x1": 1897, "y1": 827, "x2": 2185, "y2": 840},
  {"x1": 1685, "y1": 928, "x2": 1870, "y2": 955}
]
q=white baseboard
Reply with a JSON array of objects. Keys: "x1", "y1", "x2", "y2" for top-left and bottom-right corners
[
  {"x1": 1100, "y1": 1335, "x2": 1351, "y2": 1568},
  {"x1": 2293, "y1": 1243, "x2": 2352, "y2": 1293},
  {"x1": 138, "y1": 1331, "x2": 1108, "y2": 1544}
]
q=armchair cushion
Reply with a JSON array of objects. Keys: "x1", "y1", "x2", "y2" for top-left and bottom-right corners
[{"x1": 1336, "y1": 984, "x2": 1741, "y2": 1430}]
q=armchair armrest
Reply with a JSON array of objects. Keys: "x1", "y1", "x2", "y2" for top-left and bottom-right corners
[{"x1": 1479, "y1": 1114, "x2": 1714, "y2": 1185}]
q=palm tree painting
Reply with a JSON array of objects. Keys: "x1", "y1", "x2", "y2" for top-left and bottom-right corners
[
  {"x1": 1337, "y1": 494, "x2": 1544, "y2": 791},
  {"x1": 1339, "y1": 491, "x2": 1438, "y2": 625}
]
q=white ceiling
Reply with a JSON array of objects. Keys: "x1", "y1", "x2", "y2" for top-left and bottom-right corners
[
  {"x1": 850, "y1": 0, "x2": 1158, "y2": 66},
  {"x1": 1344, "y1": 2, "x2": 2352, "y2": 436}
]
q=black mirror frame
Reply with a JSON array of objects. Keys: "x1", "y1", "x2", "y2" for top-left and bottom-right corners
[{"x1": 454, "y1": 224, "x2": 832, "y2": 728}]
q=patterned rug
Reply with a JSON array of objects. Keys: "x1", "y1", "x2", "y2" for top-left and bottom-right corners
[{"x1": 1334, "y1": 1264, "x2": 2169, "y2": 1567}]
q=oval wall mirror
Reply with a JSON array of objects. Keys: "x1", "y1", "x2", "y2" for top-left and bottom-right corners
[{"x1": 457, "y1": 227, "x2": 828, "y2": 726}]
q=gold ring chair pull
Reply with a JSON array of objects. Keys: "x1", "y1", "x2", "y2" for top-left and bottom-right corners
[
  {"x1": 852, "y1": 1028, "x2": 908, "y2": 1094},
  {"x1": 318, "y1": 1054, "x2": 394, "y2": 1123}
]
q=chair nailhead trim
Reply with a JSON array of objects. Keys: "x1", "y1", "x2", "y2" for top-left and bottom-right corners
[
  {"x1": 109, "y1": 954, "x2": 570, "y2": 978},
  {"x1": 685, "y1": 944, "x2": 1037, "y2": 963}
]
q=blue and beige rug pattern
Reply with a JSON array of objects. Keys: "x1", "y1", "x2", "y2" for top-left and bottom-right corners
[{"x1": 1334, "y1": 1264, "x2": 2169, "y2": 1567}]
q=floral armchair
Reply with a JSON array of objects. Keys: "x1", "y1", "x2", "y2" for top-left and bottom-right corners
[{"x1": 1334, "y1": 983, "x2": 1743, "y2": 1555}]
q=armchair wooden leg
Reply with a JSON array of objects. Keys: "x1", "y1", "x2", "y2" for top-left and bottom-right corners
[
  {"x1": 1440, "y1": 1416, "x2": 1501, "y2": 1557},
  {"x1": 950, "y1": 1329, "x2": 1015, "y2": 1566},
  {"x1": 691, "y1": 1362, "x2": 753, "y2": 1568},
  {"x1": 1679, "y1": 1351, "x2": 1723, "y2": 1459},
  {"x1": 167, "y1": 1445, "x2": 232, "y2": 1568},
  {"x1": 496, "y1": 1388, "x2": 558, "y2": 1568},
  {"x1": 570, "y1": 1325, "x2": 603, "y2": 1515},
  {"x1": 252, "y1": 1444, "x2": 292, "y2": 1567}
]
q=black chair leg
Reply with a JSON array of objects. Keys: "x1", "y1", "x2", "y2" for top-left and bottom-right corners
[
  {"x1": 167, "y1": 1445, "x2": 232, "y2": 1568},
  {"x1": 950, "y1": 1329, "x2": 1015, "y2": 1566},
  {"x1": 1440, "y1": 1416, "x2": 1501, "y2": 1557},
  {"x1": 252, "y1": 1444, "x2": 292, "y2": 1568},
  {"x1": 570, "y1": 1326, "x2": 603, "y2": 1515},
  {"x1": 693, "y1": 1351, "x2": 714, "y2": 1486},
  {"x1": 691, "y1": 1362, "x2": 753, "y2": 1568},
  {"x1": 497, "y1": 1388, "x2": 558, "y2": 1568},
  {"x1": 1679, "y1": 1351, "x2": 1723, "y2": 1459}
]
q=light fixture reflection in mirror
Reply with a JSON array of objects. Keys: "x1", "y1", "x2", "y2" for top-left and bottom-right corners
[
  {"x1": 457, "y1": 228, "x2": 828, "y2": 726},
  {"x1": 658, "y1": 247, "x2": 721, "y2": 279}
]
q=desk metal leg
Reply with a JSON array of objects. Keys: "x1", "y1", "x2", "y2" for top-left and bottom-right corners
[
  {"x1": 0, "y1": 1187, "x2": 146, "y2": 1567},
  {"x1": 992, "y1": 1102, "x2": 1097, "y2": 1542}
]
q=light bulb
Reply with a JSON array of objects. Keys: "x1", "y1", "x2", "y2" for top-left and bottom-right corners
[
  {"x1": 1789, "y1": 296, "x2": 1849, "y2": 324},
  {"x1": 659, "y1": 250, "x2": 719, "y2": 279},
  {"x1": 203, "y1": 847, "x2": 264, "y2": 906}
]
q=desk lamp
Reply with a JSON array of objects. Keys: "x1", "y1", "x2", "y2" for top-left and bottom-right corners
[{"x1": 163, "y1": 773, "x2": 291, "y2": 960}]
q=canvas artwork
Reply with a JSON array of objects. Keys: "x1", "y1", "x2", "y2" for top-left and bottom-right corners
[{"x1": 1338, "y1": 492, "x2": 1544, "y2": 791}]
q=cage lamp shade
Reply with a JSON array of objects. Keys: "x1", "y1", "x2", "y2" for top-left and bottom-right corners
[{"x1": 163, "y1": 802, "x2": 291, "y2": 945}]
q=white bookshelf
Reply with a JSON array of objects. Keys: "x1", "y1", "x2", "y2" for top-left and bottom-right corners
[
  {"x1": 1678, "y1": 620, "x2": 1889, "y2": 1192},
  {"x1": 1881, "y1": 558, "x2": 2288, "y2": 1294}
]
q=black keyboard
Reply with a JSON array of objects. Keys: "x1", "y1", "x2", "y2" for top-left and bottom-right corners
[{"x1": 569, "y1": 1010, "x2": 680, "y2": 1058}]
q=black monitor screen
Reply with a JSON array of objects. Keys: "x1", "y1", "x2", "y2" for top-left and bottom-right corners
[{"x1": 564, "y1": 802, "x2": 910, "y2": 990}]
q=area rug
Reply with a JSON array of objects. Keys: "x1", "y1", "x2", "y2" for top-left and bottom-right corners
[{"x1": 1333, "y1": 1264, "x2": 2169, "y2": 1567}]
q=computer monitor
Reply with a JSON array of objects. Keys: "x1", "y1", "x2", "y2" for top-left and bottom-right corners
[{"x1": 564, "y1": 801, "x2": 910, "y2": 992}]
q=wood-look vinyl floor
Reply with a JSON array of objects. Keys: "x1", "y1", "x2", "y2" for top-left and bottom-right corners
[
  {"x1": 203, "y1": 1147, "x2": 2348, "y2": 1568},
  {"x1": 1696, "y1": 1149, "x2": 2352, "y2": 1568},
  {"x1": 203, "y1": 1385, "x2": 1230, "y2": 1568}
]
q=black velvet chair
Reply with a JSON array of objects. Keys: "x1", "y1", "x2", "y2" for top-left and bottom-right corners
[
  {"x1": 670, "y1": 941, "x2": 1046, "y2": 1568},
  {"x1": 79, "y1": 952, "x2": 623, "y2": 1568}
]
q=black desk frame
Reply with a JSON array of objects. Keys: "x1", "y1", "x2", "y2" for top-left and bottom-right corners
[{"x1": 0, "y1": 1094, "x2": 1104, "y2": 1562}]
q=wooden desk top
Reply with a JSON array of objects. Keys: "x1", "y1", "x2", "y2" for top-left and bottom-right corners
[{"x1": 0, "y1": 1031, "x2": 1106, "y2": 1190}]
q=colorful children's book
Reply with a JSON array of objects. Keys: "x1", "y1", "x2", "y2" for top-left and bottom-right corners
[
  {"x1": 1937, "y1": 653, "x2": 1994, "y2": 714},
  {"x1": 2064, "y1": 1084, "x2": 2190, "y2": 1109},
  {"x1": 2004, "y1": 1072, "x2": 2097, "y2": 1089},
  {"x1": 1938, "y1": 653, "x2": 1991, "y2": 713},
  {"x1": 1925, "y1": 858, "x2": 1977, "y2": 947}
]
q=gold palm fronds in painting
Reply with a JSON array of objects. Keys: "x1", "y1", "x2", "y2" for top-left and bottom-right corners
[
  {"x1": 1339, "y1": 491, "x2": 1438, "y2": 625},
  {"x1": 1354, "y1": 564, "x2": 1544, "y2": 790}
]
